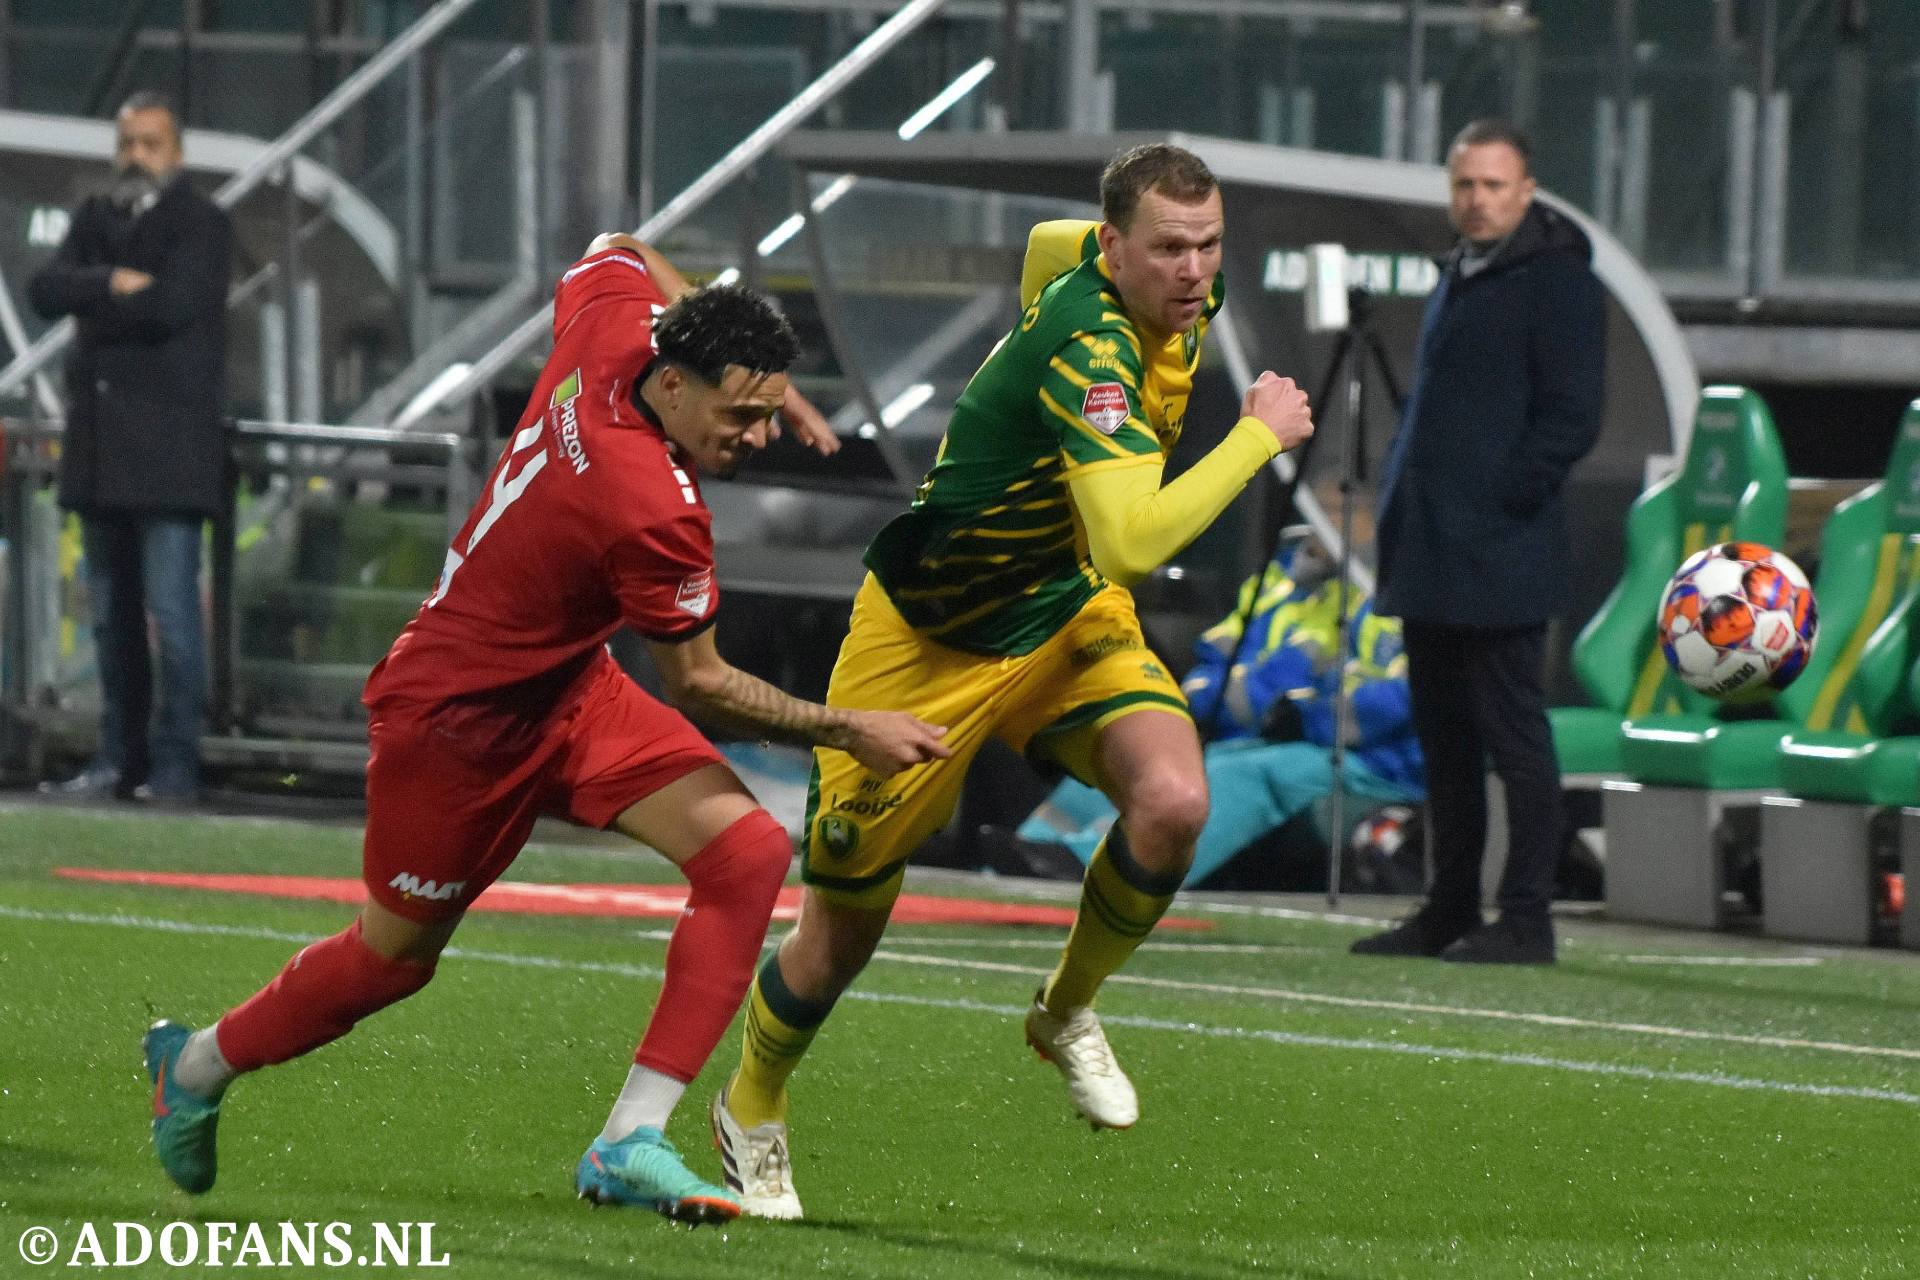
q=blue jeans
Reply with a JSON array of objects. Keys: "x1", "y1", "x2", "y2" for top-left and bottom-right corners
[{"x1": 81, "y1": 514, "x2": 207, "y2": 794}]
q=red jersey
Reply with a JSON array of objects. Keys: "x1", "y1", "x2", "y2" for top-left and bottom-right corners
[{"x1": 364, "y1": 247, "x2": 718, "y2": 720}]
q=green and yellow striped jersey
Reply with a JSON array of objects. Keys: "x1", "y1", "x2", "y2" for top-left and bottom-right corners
[{"x1": 864, "y1": 228, "x2": 1226, "y2": 655}]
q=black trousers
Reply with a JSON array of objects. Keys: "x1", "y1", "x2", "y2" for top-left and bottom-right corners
[{"x1": 1403, "y1": 621, "x2": 1562, "y2": 924}]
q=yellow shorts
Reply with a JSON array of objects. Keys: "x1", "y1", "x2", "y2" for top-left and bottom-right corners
[{"x1": 802, "y1": 573, "x2": 1189, "y2": 909}]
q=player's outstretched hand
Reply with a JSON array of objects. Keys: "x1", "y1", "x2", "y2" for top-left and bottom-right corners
[
  {"x1": 778, "y1": 385, "x2": 841, "y2": 456},
  {"x1": 843, "y1": 710, "x2": 951, "y2": 777},
  {"x1": 1244, "y1": 371, "x2": 1314, "y2": 453}
]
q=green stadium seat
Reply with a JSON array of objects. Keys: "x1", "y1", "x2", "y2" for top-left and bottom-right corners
[
  {"x1": 1610, "y1": 397, "x2": 1920, "y2": 931},
  {"x1": 1551, "y1": 387, "x2": 1791, "y2": 778},
  {"x1": 1558, "y1": 388, "x2": 1785, "y2": 926},
  {"x1": 1756, "y1": 405, "x2": 1920, "y2": 942}
]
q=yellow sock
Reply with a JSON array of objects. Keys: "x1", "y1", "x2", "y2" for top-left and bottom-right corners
[
  {"x1": 1042, "y1": 825, "x2": 1183, "y2": 1012},
  {"x1": 726, "y1": 953, "x2": 835, "y2": 1128}
]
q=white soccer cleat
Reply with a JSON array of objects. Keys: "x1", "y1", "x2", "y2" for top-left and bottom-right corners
[
  {"x1": 1024, "y1": 993, "x2": 1139, "y2": 1130},
  {"x1": 710, "y1": 1089, "x2": 804, "y2": 1220}
]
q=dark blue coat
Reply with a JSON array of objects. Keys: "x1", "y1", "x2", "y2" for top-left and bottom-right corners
[
  {"x1": 28, "y1": 176, "x2": 234, "y2": 518},
  {"x1": 1374, "y1": 203, "x2": 1606, "y2": 628}
]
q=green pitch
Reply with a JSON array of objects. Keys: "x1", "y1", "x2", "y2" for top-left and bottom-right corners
[{"x1": 3, "y1": 803, "x2": 1916, "y2": 1278}]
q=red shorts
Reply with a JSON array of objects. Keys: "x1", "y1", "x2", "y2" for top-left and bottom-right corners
[{"x1": 362, "y1": 656, "x2": 723, "y2": 922}]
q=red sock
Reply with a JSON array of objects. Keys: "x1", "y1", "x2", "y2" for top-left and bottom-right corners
[
  {"x1": 634, "y1": 809, "x2": 790, "y2": 1082},
  {"x1": 216, "y1": 919, "x2": 436, "y2": 1072}
]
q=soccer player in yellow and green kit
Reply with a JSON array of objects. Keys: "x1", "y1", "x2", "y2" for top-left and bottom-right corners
[{"x1": 709, "y1": 143, "x2": 1317, "y2": 1218}]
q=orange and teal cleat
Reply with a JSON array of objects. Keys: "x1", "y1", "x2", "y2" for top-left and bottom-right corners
[
  {"x1": 142, "y1": 1020, "x2": 222, "y2": 1194},
  {"x1": 575, "y1": 1126, "x2": 741, "y2": 1226}
]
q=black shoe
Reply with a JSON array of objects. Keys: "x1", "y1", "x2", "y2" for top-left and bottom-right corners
[
  {"x1": 1349, "y1": 905, "x2": 1483, "y2": 958},
  {"x1": 1441, "y1": 918, "x2": 1556, "y2": 966}
]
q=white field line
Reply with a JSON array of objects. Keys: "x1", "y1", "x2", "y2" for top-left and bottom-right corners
[
  {"x1": 1610, "y1": 954, "x2": 1824, "y2": 967},
  {"x1": 865, "y1": 950, "x2": 1920, "y2": 1063},
  {"x1": 976, "y1": 883, "x2": 1395, "y2": 929},
  {"x1": 6, "y1": 904, "x2": 1917, "y2": 1101},
  {"x1": 1178, "y1": 901, "x2": 1398, "y2": 927},
  {"x1": 760, "y1": 931, "x2": 1827, "y2": 969},
  {"x1": 631, "y1": 928, "x2": 1316, "y2": 956}
]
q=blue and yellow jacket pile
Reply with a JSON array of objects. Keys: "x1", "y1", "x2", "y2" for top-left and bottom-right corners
[{"x1": 1182, "y1": 552, "x2": 1423, "y2": 791}]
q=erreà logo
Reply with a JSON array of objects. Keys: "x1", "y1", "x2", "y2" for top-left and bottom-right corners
[
  {"x1": 1083, "y1": 337, "x2": 1122, "y2": 370},
  {"x1": 389, "y1": 872, "x2": 465, "y2": 902}
]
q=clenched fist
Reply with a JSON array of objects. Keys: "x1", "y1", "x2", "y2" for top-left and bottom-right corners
[{"x1": 1243, "y1": 371, "x2": 1314, "y2": 453}]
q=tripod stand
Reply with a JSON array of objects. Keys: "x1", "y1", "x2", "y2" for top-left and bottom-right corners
[
  {"x1": 1190, "y1": 288, "x2": 1404, "y2": 900},
  {"x1": 1295, "y1": 288, "x2": 1404, "y2": 907}
]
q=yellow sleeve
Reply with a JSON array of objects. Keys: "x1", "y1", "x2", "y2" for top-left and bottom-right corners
[
  {"x1": 1020, "y1": 219, "x2": 1100, "y2": 309},
  {"x1": 1067, "y1": 417, "x2": 1281, "y2": 588}
]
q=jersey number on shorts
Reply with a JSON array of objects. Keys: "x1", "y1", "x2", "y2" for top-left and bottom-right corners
[{"x1": 427, "y1": 422, "x2": 548, "y2": 608}]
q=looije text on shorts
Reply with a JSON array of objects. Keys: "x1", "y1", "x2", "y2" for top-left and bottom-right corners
[{"x1": 828, "y1": 789, "x2": 902, "y2": 817}]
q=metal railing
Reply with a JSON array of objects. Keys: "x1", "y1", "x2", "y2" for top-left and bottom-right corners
[
  {"x1": 1, "y1": 414, "x2": 477, "y2": 770},
  {"x1": 394, "y1": 0, "x2": 958, "y2": 433}
]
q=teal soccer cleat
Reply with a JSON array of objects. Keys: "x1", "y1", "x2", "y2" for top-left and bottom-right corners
[
  {"x1": 142, "y1": 1020, "x2": 221, "y2": 1194},
  {"x1": 575, "y1": 1126, "x2": 742, "y2": 1226}
]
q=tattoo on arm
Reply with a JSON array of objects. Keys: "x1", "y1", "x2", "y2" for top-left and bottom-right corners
[{"x1": 682, "y1": 665, "x2": 854, "y2": 751}]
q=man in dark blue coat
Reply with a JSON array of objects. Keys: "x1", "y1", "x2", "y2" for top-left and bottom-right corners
[
  {"x1": 1352, "y1": 119, "x2": 1605, "y2": 964},
  {"x1": 30, "y1": 92, "x2": 233, "y2": 804}
]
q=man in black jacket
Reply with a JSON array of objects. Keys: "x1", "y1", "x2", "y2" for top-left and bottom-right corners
[
  {"x1": 1351, "y1": 119, "x2": 1605, "y2": 965},
  {"x1": 30, "y1": 92, "x2": 233, "y2": 804}
]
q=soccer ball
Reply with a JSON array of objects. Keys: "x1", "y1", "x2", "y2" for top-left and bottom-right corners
[
  {"x1": 1345, "y1": 805, "x2": 1423, "y2": 894},
  {"x1": 1658, "y1": 542, "x2": 1818, "y2": 703},
  {"x1": 1349, "y1": 805, "x2": 1414, "y2": 859}
]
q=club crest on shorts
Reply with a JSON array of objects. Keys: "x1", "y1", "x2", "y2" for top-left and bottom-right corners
[
  {"x1": 1080, "y1": 382, "x2": 1129, "y2": 435},
  {"x1": 675, "y1": 568, "x2": 714, "y2": 617},
  {"x1": 817, "y1": 814, "x2": 860, "y2": 858}
]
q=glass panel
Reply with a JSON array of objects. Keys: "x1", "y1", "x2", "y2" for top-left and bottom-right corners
[
  {"x1": 1637, "y1": 57, "x2": 1739, "y2": 275},
  {"x1": 1104, "y1": 13, "x2": 1246, "y2": 138},
  {"x1": 13, "y1": 0, "x2": 182, "y2": 25},
  {"x1": 1529, "y1": 54, "x2": 1602, "y2": 217},
  {"x1": 1780, "y1": 11, "x2": 1920, "y2": 281},
  {"x1": 191, "y1": 48, "x2": 322, "y2": 138},
  {"x1": 202, "y1": 1, "x2": 311, "y2": 35},
  {"x1": 1286, "y1": 21, "x2": 1400, "y2": 159},
  {"x1": 226, "y1": 436, "x2": 465, "y2": 738}
]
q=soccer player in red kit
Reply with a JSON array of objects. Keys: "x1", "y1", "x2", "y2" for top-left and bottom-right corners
[{"x1": 138, "y1": 233, "x2": 950, "y2": 1224}]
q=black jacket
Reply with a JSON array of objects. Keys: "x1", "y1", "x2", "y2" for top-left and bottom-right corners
[
  {"x1": 1374, "y1": 202, "x2": 1606, "y2": 628},
  {"x1": 28, "y1": 176, "x2": 234, "y2": 517}
]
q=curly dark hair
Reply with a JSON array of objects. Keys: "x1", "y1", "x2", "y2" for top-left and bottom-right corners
[
  {"x1": 651, "y1": 284, "x2": 799, "y2": 385},
  {"x1": 1100, "y1": 143, "x2": 1216, "y2": 231}
]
